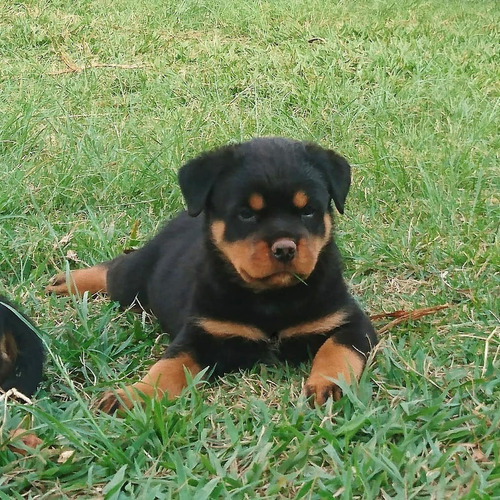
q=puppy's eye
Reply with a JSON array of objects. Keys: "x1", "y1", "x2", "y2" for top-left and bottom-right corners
[
  {"x1": 238, "y1": 207, "x2": 257, "y2": 222},
  {"x1": 301, "y1": 206, "x2": 316, "y2": 219}
]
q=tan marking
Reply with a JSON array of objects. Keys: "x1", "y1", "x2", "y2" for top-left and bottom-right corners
[
  {"x1": 46, "y1": 266, "x2": 108, "y2": 296},
  {"x1": 211, "y1": 217, "x2": 333, "y2": 290},
  {"x1": 323, "y1": 213, "x2": 332, "y2": 236},
  {"x1": 248, "y1": 193, "x2": 265, "y2": 211},
  {"x1": 280, "y1": 310, "x2": 348, "y2": 339},
  {"x1": 293, "y1": 191, "x2": 308, "y2": 209},
  {"x1": 0, "y1": 331, "x2": 17, "y2": 383},
  {"x1": 0, "y1": 331, "x2": 17, "y2": 360},
  {"x1": 211, "y1": 220, "x2": 226, "y2": 242},
  {"x1": 304, "y1": 339, "x2": 365, "y2": 405},
  {"x1": 197, "y1": 318, "x2": 266, "y2": 342},
  {"x1": 97, "y1": 354, "x2": 200, "y2": 413}
]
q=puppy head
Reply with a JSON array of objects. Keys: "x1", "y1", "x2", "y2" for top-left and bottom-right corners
[{"x1": 178, "y1": 137, "x2": 351, "y2": 290}]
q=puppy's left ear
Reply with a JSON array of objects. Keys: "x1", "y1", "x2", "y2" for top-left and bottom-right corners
[
  {"x1": 304, "y1": 143, "x2": 351, "y2": 214},
  {"x1": 178, "y1": 145, "x2": 237, "y2": 216}
]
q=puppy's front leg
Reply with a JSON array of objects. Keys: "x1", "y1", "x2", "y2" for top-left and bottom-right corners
[
  {"x1": 304, "y1": 338, "x2": 365, "y2": 404},
  {"x1": 98, "y1": 352, "x2": 200, "y2": 413},
  {"x1": 303, "y1": 309, "x2": 376, "y2": 405},
  {"x1": 46, "y1": 265, "x2": 109, "y2": 296},
  {"x1": 97, "y1": 317, "x2": 267, "y2": 413}
]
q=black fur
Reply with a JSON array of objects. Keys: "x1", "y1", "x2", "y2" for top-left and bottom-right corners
[{"x1": 104, "y1": 137, "x2": 377, "y2": 381}]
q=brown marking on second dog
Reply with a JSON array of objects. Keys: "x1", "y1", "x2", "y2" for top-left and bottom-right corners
[
  {"x1": 46, "y1": 266, "x2": 108, "y2": 296},
  {"x1": 248, "y1": 193, "x2": 265, "y2": 211},
  {"x1": 0, "y1": 331, "x2": 17, "y2": 383},
  {"x1": 303, "y1": 338, "x2": 365, "y2": 404},
  {"x1": 197, "y1": 318, "x2": 266, "y2": 342},
  {"x1": 210, "y1": 217, "x2": 333, "y2": 289},
  {"x1": 97, "y1": 353, "x2": 200, "y2": 413},
  {"x1": 280, "y1": 310, "x2": 348, "y2": 339},
  {"x1": 8, "y1": 428, "x2": 43, "y2": 455},
  {"x1": 293, "y1": 190, "x2": 308, "y2": 209}
]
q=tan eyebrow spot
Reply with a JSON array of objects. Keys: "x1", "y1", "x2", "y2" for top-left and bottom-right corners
[
  {"x1": 248, "y1": 193, "x2": 265, "y2": 211},
  {"x1": 293, "y1": 191, "x2": 308, "y2": 209}
]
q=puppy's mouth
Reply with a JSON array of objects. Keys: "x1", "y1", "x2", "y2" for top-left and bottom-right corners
[{"x1": 239, "y1": 269, "x2": 307, "y2": 289}]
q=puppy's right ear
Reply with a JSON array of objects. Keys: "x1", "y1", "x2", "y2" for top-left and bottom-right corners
[
  {"x1": 178, "y1": 145, "x2": 237, "y2": 216},
  {"x1": 304, "y1": 143, "x2": 351, "y2": 214}
]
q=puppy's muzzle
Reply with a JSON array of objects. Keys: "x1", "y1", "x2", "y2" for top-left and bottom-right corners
[{"x1": 271, "y1": 238, "x2": 297, "y2": 263}]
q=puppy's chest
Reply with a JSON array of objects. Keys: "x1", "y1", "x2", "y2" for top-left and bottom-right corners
[
  {"x1": 199, "y1": 297, "x2": 344, "y2": 346},
  {"x1": 194, "y1": 279, "x2": 348, "y2": 349},
  {"x1": 236, "y1": 294, "x2": 314, "y2": 334}
]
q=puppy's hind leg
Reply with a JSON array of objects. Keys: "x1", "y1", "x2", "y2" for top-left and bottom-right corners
[{"x1": 46, "y1": 264, "x2": 109, "y2": 296}]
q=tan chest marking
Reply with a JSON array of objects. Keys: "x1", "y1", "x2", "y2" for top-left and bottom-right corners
[
  {"x1": 280, "y1": 310, "x2": 348, "y2": 340},
  {"x1": 197, "y1": 318, "x2": 267, "y2": 342}
]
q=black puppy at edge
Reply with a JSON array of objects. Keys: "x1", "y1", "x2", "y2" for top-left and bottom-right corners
[
  {"x1": 0, "y1": 295, "x2": 44, "y2": 397},
  {"x1": 47, "y1": 137, "x2": 378, "y2": 412}
]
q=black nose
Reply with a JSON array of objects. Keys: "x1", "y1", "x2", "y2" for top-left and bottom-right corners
[{"x1": 271, "y1": 239, "x2": 297, "y2": 263}]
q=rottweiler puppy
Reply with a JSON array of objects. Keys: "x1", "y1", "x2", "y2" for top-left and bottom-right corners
[
  {"x1": 47, "y1": 137, "x2": 377, "y2": 412},
  {"x1": 0, "y1": 295, "x2": 44, "y2": 397}
]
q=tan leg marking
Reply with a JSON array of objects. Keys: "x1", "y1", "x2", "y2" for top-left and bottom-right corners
[
  {"x1": 46, "y1": 266, "x2": 108, "y2": 295},
  {"x1": 304, "y1": 338, "x2": 365, "y2": 405},
  {"x1": 197, "y1": 318, "x2": 266, "y2": 342},
  {"x1": 279, "y1": 310, "x2": 347, "y2": 340},
  {"x1": 97, "y1": 354, "x2": 201, "y2": 413}
]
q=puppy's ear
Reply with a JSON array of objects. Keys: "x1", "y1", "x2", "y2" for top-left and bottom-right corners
[
  {"x1": 178, "y1": 145, "x2": 237, "y2": 216},
  {"x1": 304, "y1": 143, "x2": 351, "y2": 214}
]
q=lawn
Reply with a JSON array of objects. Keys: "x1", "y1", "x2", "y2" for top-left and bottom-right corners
[{"x1": 0, "y1": 0, "x2": 498, "y2": 497}]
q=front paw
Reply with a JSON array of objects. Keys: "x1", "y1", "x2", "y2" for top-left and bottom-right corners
[
  {"x1": 303, "y1": 375, "x2": 343, "y2": 405},
  {"x1": 46, "y1": 273, "x2": 71, "y2": 295},
  {"x1": 304, "y1": 338, "x2": 365, "y2": 405},
  {"x1": 46, "y1": 266, "x2": 108, "y2": 296},
  {"x1": 97, "y1": 387, "x2": 134, "y2": 413}
]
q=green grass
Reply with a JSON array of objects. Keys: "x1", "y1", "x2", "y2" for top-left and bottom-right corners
[{"x1": 1, "y1": 0, "x2": 498, "y2": 497}]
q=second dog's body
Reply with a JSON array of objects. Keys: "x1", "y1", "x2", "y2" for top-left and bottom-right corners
[{"x1": 0, "y1": 295, "x2": 44, "y2": 397}]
